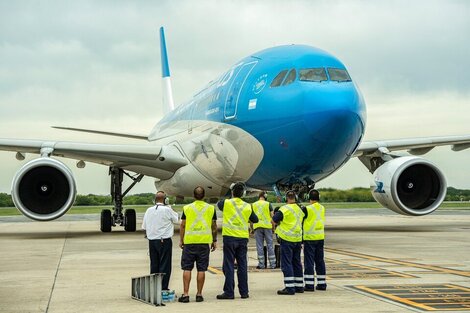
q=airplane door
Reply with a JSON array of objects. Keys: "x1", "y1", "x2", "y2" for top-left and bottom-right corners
[{"x1": 224, "y1": 61, "x2": 257, "y2": 120}]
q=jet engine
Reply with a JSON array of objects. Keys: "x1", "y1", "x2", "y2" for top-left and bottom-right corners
[
  {"x1": 11, "y1": 158, "x2": 77, "y2": 221},
  {"x1": 371, "y1": 156, "x2": 446, "y2": 216}
]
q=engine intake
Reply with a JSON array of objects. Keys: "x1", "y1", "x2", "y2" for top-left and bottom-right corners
[
  {"x1": 11, "y1": 158, "x2": 77, "y2": 221},
  {"x1": 371, "y1": 156, "x2": 446, "y2": 216}
]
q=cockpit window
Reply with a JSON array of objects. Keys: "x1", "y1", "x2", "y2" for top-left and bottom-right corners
[
  {"x1": 299, "y1": 68, "x2": 327, "y2": 82},
  {"x1": 270, "y1": 70, "x2": 288, "y2": 87},
  {"x1": 327, "y1": 68, "x2": 351, "y2": 82},
  {"x1": 282, "y1": 69, "x2": 296, "y2": 86}
]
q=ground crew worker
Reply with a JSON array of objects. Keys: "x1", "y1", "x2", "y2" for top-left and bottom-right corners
[
  {"x1": 303, "y1": 189, "x2": 327, "y2": 291},
  {"x1": 178, "y1": 186, "x2": 218, "y2": 303},
  {"x1": 252, "y1": 191, "x2": 276, "y2": 269},
  {"x1": 272, "y1": 190, "x2": 305, "y2": 295},
  {"x1": 142, "y1": 191, "x2": 179, "y2": 291},
  {"x1": 216, "y1": 182, "x2": 258, "y2": 300}
]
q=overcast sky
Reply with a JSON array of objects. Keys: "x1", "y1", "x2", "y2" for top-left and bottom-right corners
[{"x1": 0, "y1": 0, "x2": 469, "y2": 194}]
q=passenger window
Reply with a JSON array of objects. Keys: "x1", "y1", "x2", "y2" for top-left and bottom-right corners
[
  {"x1": 282, "y1": 69, "x2": 296, "y2": 86},
  {"x1": 270, "y1": 70, "x2": 288, "y2": 87},
  {"x1": 328, "y1": 68, "x2": 351, "y2": 82},
  {"x1": 299, "y1": 68, "x2": 327, "y2": 82}
]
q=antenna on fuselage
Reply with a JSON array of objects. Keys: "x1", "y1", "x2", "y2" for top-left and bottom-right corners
[{"x1": 159, "y1": 27, "x2": 175, "y2": 114}]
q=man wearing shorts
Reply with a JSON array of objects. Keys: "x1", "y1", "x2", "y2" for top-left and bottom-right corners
[{"x1": 178, "y1": 186, "x2": 217, "y2": 303}]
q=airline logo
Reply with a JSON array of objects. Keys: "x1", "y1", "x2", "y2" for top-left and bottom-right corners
[{"x1": 374, "y1": 181, "x2": 386, "y2": 194}]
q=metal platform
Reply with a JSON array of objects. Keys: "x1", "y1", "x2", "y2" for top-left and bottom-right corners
[{"x1": 131, "y1": 273, "x2": 165, "y2": 307}]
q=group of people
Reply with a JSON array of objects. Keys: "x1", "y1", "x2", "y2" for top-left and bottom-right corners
[{"x1": 141, "y1": 183, "x2": 326, "y2": 303}]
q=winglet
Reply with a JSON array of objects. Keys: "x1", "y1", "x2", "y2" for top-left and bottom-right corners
[{"x1": 159, "y1": 27, "x2": 175, "y2": 113}]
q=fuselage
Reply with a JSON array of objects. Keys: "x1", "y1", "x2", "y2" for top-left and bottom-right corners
[{"x1": 147, "y1": 45, "x2": 366, "y2": 197}]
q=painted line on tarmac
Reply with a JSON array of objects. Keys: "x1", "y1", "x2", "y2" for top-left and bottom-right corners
[
  {"x1": 349, "y1": 284, "x2": 470, "y2": 311},
  {"x1": 326, "y1": 248, "x2": 470, "y2": 278},
  {"x1": 207, "y1": 266, "x2": 223, "y2": 275}
]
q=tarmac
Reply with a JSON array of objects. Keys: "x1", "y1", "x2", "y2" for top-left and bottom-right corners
[{"x1": 1, "y1": 208, "x2": 469, "y2": 313}]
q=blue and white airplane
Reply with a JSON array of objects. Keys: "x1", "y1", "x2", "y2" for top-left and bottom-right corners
[{"x1": 1, "y1": 27, "x2": 470, "y2": 232}]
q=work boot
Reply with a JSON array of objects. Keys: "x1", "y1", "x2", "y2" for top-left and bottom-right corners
[
  {"x1": 240, "y1": 294, "x2": 249, "y2": 299},
  {"x1": 316, "y1": 285, "x2": 327, "y2": 291},
  {"x1": 295, "y1": 287, "x2": 304, "y2": 293},
  {"x1": 216, "y1": 293, "x2": 234, "y2": 300},
  {"x1": 277, "y1": 288, "x2": 295, "y2": 295},
  {"x1": 304, "y1": 287, "x2": 315, "y2": 292}
]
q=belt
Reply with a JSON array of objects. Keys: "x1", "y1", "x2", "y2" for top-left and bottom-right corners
[{"x1": 149, "y1": 237, "x2": 172, "y2": 241}]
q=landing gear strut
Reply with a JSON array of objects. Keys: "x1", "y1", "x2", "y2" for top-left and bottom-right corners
[{"x1": 100, "y1": 167, "x2": 144, "y2": 233}]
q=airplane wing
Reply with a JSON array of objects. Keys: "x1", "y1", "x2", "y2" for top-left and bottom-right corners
[
  {"x1": 0, "y1": 138, "x2": 188, "y2": 179},
  {"x1": 354, "y1": 135, "x2": 470, "y2": 172}
]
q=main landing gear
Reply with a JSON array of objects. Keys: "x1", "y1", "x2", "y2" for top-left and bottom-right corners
[
  {"x1": 274, "y1": 180, "x2": 315, "y2": 202},
  {"x1": 100, "y1": 167, "x2": 144, "y2": 233}
]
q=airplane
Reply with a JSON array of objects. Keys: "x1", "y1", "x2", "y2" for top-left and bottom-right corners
[{"x1": 1, "y1": 27, "x2": 470, "y2": 232}]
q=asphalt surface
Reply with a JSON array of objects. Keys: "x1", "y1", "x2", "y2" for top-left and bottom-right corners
[{"x1": 1, "y1": 209, "x2": 469, "y2": 312}]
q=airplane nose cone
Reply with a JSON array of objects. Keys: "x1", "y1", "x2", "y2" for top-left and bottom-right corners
[{"x1": 299, "y1": 84, "x2": 365, "y2": 171}]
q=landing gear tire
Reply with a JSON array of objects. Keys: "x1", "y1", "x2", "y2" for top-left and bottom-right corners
[
  {"x1": 101, "y1": 209, "x2": 112, "y2": 233},
  {"x1": 124, "y1": 209, "x2": 136, "y2": 232}
]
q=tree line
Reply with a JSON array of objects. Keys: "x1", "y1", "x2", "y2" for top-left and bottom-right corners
[{"x1": 1, "y1": 187, "x2": 470, "y2": 207}]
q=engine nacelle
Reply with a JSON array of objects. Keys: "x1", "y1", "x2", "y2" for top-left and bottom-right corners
[
  {"x1": 371, "y1": 156, "x2": 446, "y2": 216},
  {"x1": 11, "y1": 158, "x2": 77, "y2": 221}
]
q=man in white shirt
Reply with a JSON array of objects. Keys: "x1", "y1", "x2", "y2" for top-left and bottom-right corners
[{"x1": 142, "y1": 191, "x2": 179, "y2": 290}]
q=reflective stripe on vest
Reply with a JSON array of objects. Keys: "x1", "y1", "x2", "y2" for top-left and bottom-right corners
[
  {"x1": 184, "y1": 201, "x2": 214, "y2": 244},
  {"x1": 276, "y1": 204, "x2": 304, "y2": 242},
  {"x1": 222, "y1": 198, "x2": 251, "y2": 238},
  {"x1": 303, "y1": 202, "x2": 325, "y2": 241},
  {"x1": 252, "y1": 200, "x2": 271, "y2": 229}
]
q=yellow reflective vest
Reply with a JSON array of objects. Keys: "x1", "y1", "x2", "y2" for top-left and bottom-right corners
[
  {"x1": 275, "y1": 203, "x2": 304, "y2": 242},
  {"x1": 222, "y1": 198, "x2": 252, "y2": 238},
  {"x1": 252, "y1": 200, "x2": 272, "y2": 230},
  {"x1": 303, "y1": 202, "x2": 325, "y2": 241},
  {"x1": 183, "y1": 200, "x2": 215, "y2": 244}
]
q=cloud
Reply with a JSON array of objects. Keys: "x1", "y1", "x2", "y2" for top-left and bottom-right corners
[{"x1": 0, "y1": 0, "x2": 469, "y2": 193}]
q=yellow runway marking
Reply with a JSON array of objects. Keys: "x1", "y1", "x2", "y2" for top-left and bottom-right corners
[
  {"x1": 351, "y1": 284, "x2": 470, "y2": 311},
  {"x1": 326, "y1": 248, "x2": 470, "y2": 278},
  {"x1": 354, "y1": 285, "x2": 435, "y2": 311},
  {"x1": 207, "y1": 266, "x2": 223, "y2": 275}
]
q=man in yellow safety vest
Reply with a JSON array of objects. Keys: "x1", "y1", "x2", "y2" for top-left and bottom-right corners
[
  {"x1": 252, "y1": 191, "x2": 276, "y2": 269},
  {"x1": 178, "y1": 186, "x2": 217, "y2": 303},
  {"x1": 303, "y1": 189, "x2": 327, "y2": 291},
  {"x1": 272, "y1": 190, "x2": 305, "y2": 295},
  {"x1": 216, "y1": 182, "x2": 259, "y2": 300}
]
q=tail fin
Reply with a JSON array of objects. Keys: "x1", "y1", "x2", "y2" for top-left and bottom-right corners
[{"x1": 159, "y1": 27, "x2": 175, "y2": 114}]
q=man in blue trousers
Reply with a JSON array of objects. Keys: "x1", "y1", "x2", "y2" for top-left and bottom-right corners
[
  {"x1": 273, "y1": 190, "x2": 305, "y2": 295},
  {"x1": 216, "y1": 182, "x2": 258, "y2": 300}
]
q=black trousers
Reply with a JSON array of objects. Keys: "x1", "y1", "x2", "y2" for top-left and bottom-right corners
[{"x1": 149, "y1": 238, "x2": 173, "y2": 290}]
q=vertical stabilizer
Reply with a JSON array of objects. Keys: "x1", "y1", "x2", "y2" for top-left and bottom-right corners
[{"x1": 159, "y1": 27, "x2": 175, "y2": 113}]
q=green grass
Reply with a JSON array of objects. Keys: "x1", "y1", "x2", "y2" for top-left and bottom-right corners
[
  {"x1": 1, "y1": 201, "x2": 469, "y2": 217},
  {"x1": 0, "y1": 204, "x2": 186, "y2": 217}
]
